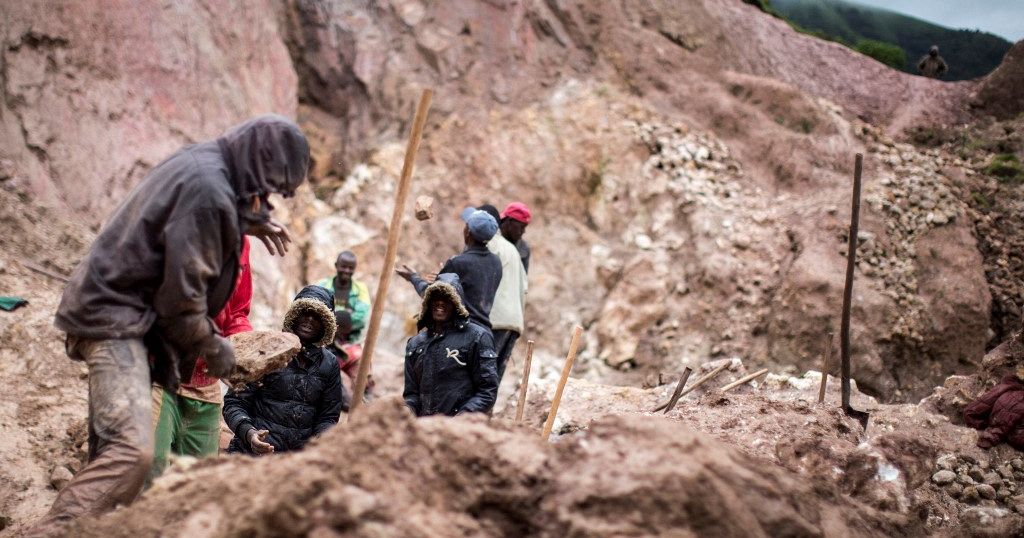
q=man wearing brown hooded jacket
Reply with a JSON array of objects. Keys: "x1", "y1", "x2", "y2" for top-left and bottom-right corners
[{"x1": 33, "y1": 115, "x2": 309, "y2": 533}]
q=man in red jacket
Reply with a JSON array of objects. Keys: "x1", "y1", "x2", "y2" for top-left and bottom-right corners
[{"x1": 148, "y1": 237, "x2": 254, "y2": 482}]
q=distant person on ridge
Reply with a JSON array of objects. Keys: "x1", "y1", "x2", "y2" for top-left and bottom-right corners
[
  {"x1": 396, "y1": 209, "x2": 502, "y2": 331},
  {"x1": 33, "y1": 115, "x2": 309, "y2": 534},
  {"x1": 918, "y1": 45, "x2": 948, "y2": 79},
  {"x1": 403, "y1": 273, "x2": 499, "y2": 416},
  {"x1": 316, "y1": 250, "x2": 371, "y2": 342}
]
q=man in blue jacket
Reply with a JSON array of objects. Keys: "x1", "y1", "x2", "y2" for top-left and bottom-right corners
[{"x1": 403, "y1": 274, "x2": 499, "y2": 416}]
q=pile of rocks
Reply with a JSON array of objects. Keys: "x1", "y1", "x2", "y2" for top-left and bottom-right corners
[
  {"x1": 932, "y1": 453, "x2": 1024, "y2": 513},
  {"x1": 857, "y1": 123, "x2": 968, "y2": 342},
  {"x1": 631, "y1": 120, "x2": 741, "y2": 203},
  {"x1": 626, "y1": 118, "x2": 777, "y2": 262}
]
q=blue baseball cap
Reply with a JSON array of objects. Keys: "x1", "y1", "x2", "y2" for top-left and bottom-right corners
[{"x1": 460, "y1": 207, "x2": 498, "y2": 242}]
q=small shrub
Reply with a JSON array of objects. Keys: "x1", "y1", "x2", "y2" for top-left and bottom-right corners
[
  {"x1": 985, "y1": 153, "x2": 1024, "y2": 185},
  {"x1": 971, "y1": 191, "x2": 993, "y2": 209},
  {"x1": 854, "y1": 39, "x2": 906, "y2": 70}
]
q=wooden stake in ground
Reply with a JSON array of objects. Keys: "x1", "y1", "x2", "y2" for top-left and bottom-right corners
[
  {"x1": 818, "y1": 332, "x2": 834, "y2": 404},
  {"x1": 662, "y1": 367, "x2": 693, "y2": 413},
  {"x1": 349, "y1": 89, "x2": 433, "y2": 416},
  {"x1": 23, "y1": 261, "x2": 69, "y2": 283},
  {"x1": 514, "y1": 340, "x2": 535, "y2": 422},
  {"x1": 720, "y1": 368, "x2": 769, "y2": 393},
  {"x1": 840, "y1": 153, "x2": 870, "y2": 430},
  {"x1": 652, "y1": 361, "x2": 731, "y2": 412},
  {"x1": 541, "y1": 326, "x2": 583, "y2": 440}
]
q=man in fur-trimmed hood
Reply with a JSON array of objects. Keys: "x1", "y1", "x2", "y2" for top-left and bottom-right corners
[
  {"x1": 223, "y1": 285, "x2": 345, "y2": 455},
  {"x1": 403, "y1": 273, "x2": 499, "y2": 417}
]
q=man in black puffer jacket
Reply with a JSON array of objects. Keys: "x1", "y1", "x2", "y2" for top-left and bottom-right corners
[
  {"x1": 224, "y1": 285, "x2": 345, "y2": 455},
  {"x1": 404, "y1": 273, "x2": 499, "y2": 417}
]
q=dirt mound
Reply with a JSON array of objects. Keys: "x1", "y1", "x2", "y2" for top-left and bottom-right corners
[
  {"x1": 972, "y1": 41, "x2": 1024, "y2": 120},
  {"x1": 73, "y1": 398, "x2": 899, "y2": 537}
]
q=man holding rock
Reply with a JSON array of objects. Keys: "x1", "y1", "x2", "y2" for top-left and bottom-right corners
[
  {"x1": 147, "y1": 236, "x2": 253, "y2": 485},
  {"x1": 35, "y1": 115, "x2": 309, "y2": 533}
]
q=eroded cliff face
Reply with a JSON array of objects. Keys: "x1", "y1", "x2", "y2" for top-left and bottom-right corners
[
  {"x1": 279, "y1": 0, "x2": 987, "y2": 400},
  {"x1": 0, "y1": 1, "x2": 1000, "y2": 404},
  {"x1": 0, "y1": 0, "x2": 298, "y2": 215}
]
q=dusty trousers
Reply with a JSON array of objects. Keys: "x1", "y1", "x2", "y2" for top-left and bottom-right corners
[{"x1": 37, "y1": 338, "x2": 154, "y2": 529}]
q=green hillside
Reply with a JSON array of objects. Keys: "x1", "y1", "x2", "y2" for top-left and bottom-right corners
[{"x1": 768, "y1": 0, "x2": 1012, "y2": 80}]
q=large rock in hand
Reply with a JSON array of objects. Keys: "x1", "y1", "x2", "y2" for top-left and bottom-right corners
[{"x1": 226, "y1": 331, "x2": 301, "y2": 389}]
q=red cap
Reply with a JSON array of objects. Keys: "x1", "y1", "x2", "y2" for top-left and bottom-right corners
[{"x1": 500, "y1": 202, "x2": 532, "y2": 224}]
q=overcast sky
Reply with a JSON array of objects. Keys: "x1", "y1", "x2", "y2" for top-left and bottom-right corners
[{"x1": 850, "y1": 0, "x2": 1023, "y2": 41}]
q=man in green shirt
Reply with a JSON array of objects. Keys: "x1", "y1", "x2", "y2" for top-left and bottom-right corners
[{"x1": 316, "y1": 250, "x2": 371, "y2": 343}]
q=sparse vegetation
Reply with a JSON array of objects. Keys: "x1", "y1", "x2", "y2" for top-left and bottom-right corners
[
  {"x1": 985, "y1": 153, "x2": 1024, "y2": 185},
  {"x1": 854, "y1": 39, "x2": 907, "y2": 70}
]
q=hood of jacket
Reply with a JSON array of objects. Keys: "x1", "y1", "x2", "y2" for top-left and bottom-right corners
[
  {"x1": 417, "y1": 273, "x2": 471, "y2": 330},
  {"x1": 283, "y1": 285, "x2": 337, "y2": 347},
  {"x1": 218, "y1": 115, "x2": 310, "y2": 225}
]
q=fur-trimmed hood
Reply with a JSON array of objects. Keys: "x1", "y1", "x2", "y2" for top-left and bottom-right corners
[
  {"x1": 417, "y1": 273, "x2": 470, "y2": 330},
  {"x1": 283, "y1": 285, "x2": 336, "y2": 347}
]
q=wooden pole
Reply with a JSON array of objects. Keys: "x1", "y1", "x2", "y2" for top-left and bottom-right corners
[
  {"x1": 514, "y1": 340, "x2": 535, "y2": 422},
  {"x1": 720, "y1": 368, "x2": 769, "y2": 393},
  {"x1": 817, "y1": 332, "x2": 833, "y2": 404},
  {"x1": 661, "y1": 367, "x2": 693, "y2": 413},
  {"x1": 541, "y1": 326, "x2": 583, "y2": 440},
  {"x1": 841, "y1": 155, "x2": 861, "y2": 410},
  {"x1": 841, "y1": 154, "x2": 870, "y2": 429},
  {"x1": 349, "y1": 89, "x2": 433, "y2": 416}
]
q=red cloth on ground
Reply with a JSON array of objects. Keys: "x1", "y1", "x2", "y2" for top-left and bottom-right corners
[
  {"x1": 964, "y1": 374, "x2": 1024, "y2": 450},
  {"x1": 184, "y1": 237, "x2": 253, "y2": 388}
]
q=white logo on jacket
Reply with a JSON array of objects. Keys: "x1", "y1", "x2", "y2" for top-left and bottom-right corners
[{"x1": 446, "y1": 347, "x2": 466, "y2": 366}]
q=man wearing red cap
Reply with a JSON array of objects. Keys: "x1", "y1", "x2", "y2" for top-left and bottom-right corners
[
  {"x1": 482, "y1": 202, "x2": 530, "y2": 381},
  {"x1": 500, "y1": 202, "x2": 532, "y2": 273}
]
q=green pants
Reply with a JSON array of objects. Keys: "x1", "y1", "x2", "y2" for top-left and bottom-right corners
[{"x1": 147, "y1": 388, "x2": 221, "y2": 484}]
